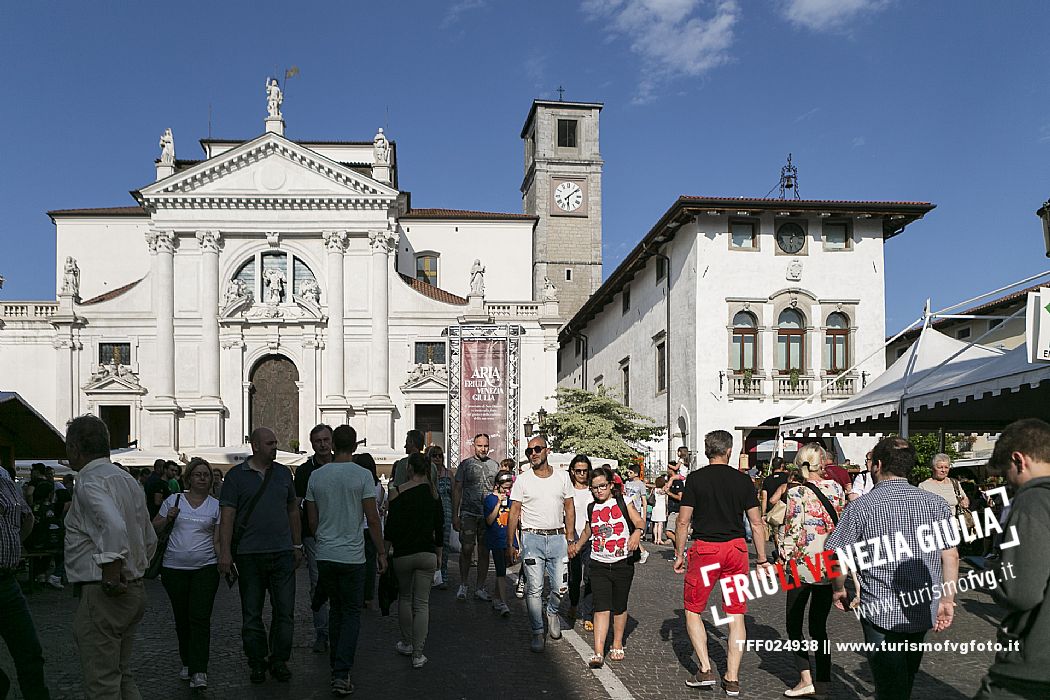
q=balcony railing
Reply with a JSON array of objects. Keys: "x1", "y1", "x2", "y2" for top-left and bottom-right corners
[
  {"x1": 728, "y1": 373, "x2": 764, "y2": 397},
  {"x1": 774, "y1": 374, "x2": 813, "y2": 397},
  {"x1": 0, "y1": 302, "x2": 58, "y2": 320},
  {"x1": 487, "y1": 303, "x2": 540, "y2": 319},
  {"x1": 822, "y1": 373, "x2": 857, "y2": 398}
]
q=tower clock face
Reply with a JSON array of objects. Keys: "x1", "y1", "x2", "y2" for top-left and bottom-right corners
[
  {"x1": 554, "y1": 180, "x2": 584, "y2": 212},
  {"x1": 776, "y1": 222, "x2": 806, "y2": 254}
]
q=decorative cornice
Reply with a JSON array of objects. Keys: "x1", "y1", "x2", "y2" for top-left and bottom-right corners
[
  {"x1": 196, "y1": 230, "x2": 221, "y2": 253},
  {"x1": 146, "y1": 229, "x2": 176, "y2": 254},
  {"x1": 323, "y1": 230, "x2": 349, "y2": 253}
]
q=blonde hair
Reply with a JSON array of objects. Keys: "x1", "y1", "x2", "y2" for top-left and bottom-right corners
[{"x1": 794, "y1": 443, "x2": 827, "y2": 478}]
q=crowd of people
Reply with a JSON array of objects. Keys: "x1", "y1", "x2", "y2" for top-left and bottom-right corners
[{"x1": 0, "y1": 415, "x2": 1048, "y2": 699}]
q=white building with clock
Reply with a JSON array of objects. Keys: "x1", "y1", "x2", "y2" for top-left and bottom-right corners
[
  {"x1": 557, "y1": 190, "x2": 934, "y2": 468},
  {"x1": 0, "y1": 91, "x2": 606, "y2": 460}
]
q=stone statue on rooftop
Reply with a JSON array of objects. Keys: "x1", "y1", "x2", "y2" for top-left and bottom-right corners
[
  {"x1": 266, "y1": 78, "x2": 283, "y2": 119},
  {"x1": 541, "y1": 275, "x2": 558, "y2": 301},
  {"x1": 159, "y1": 128, "x2": 175, "y2": 166},
  {"x1": 470, "y1": 259, "x2": 485, "y2": 296},
  {"x1": 373, "y1": 128, "x2": 390, "y2": 165},
  {"x1": 61, "y1": 257, "x2": 80, "y2": 297}
]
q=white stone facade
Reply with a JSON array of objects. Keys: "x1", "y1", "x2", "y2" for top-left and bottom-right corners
[
  {"x1": 558, "y1": 197, "x2": 934, "y2": 468},
  {"x1": 0, "y1": 105, "x2": 560, "y2": 462}
]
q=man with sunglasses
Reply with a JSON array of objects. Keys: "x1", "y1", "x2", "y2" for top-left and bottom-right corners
[{"x1": 507, "y1": 436, "x2": 576, "y2": 653}]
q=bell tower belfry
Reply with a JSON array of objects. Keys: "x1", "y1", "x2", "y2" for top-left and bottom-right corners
[{"x1": 521, "y1": 99, "x2": 604, "y2": 322}]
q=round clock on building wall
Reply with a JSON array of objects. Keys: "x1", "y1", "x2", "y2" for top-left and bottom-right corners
[
  {"x1": 553, "y1": 180, "x2": 584, "y2": 213},
  {"x1": 776, "y1": 222, "x2": 806, "y2": 254}
]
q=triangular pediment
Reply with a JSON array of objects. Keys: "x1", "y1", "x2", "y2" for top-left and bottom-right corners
[
  {"x1": 83, "y1": 369, "x2": 146, "y2": 394},
  {"x1": 401, "y1": 364, "x2": 450, "y2": 392},
  {"x1": 136, "y1": 133, "x2": 398, "y2": 208}
]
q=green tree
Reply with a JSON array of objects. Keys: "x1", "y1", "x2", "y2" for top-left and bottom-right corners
[
  {"x1": 542, "y1": 386, "x2": 664, "y2": 464},
  {"x1": 906, "y1": 432, "x2": 959, "y2": 485}
]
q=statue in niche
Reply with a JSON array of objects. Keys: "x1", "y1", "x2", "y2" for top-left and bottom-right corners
[
  {"x1": 470, "y1": 259, "x2": 485, "y2": 296},
  {"x1": 299, "y1": 277, "x2": 321, "y2": 304},
  {"x1": 61, "y1": 257, "x2": 80, "y2": 297},
  {"x1": 224, "y1": 278, "x2": 250, "y2": 306},
  {"x1": 373, "y1": 128, "x2": 390, "y2": 165},
  {"x1": 158, "y1": 128, "x2": 175, "y2": 165},
  {"x1": 541, "y1": 275, "x2": 558, "y2": 301},
  {"x1": 265, "y1": 77, "x2": 283, "y2": 118},
  {"x1": 263, "y1": 268, "x2": 286, "y2": 304}
]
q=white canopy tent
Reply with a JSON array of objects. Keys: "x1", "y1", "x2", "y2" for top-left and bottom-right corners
[
  {"x1": 781, "y1": 327, "x2": 1003, "y2": 436},
  {"x1": 182, "y1": 446, "x2": 309, "y2": 469}
]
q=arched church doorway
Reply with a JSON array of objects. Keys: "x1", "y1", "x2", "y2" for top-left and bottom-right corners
[{"x1": 249, "y1": 354, "x2": 299, "y2": 451}]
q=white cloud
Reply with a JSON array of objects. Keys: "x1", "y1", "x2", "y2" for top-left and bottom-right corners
[
  {"x1": 523, "y1": 53, "x2": 547, "y2": 90},
  {"x1": 852, "y1": 136, "x2": 866, "y2": 147},
  {"x1": 1039, "y1": 124, "x2": 1050, "y2": 144},
  {"x1": 779, "y1": 0, "x2": 890, "y2": 32},
  {"x1": 441, "y1": 0, "x2": 485, "y2": 29},
  {"x1": 583, "y1": 0, "x2": 740, "y2": 104},
  {"x1": 794, "y1": 107, "x2": 820, "y2": 123}
]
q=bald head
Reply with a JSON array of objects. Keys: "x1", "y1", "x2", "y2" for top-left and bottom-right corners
[
  {"x1": 526, "y1": 435, "x2": 549, "y2": 469},
  {"x1": 250, "y1": 427, "x2": 278, "y2": 466}
]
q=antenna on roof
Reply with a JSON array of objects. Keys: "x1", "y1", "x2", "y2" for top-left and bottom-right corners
[{"x1": 766, "y1": 154, "x2": 801, "y2": 200}]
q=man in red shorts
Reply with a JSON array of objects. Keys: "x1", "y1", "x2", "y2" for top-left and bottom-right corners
[{"x1": 673, "y1": 430, "x2": 771, "y2": 697}]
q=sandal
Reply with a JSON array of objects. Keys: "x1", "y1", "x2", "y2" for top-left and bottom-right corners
[
  {"x1": 588, "y1": 654, "x2": 604, "y2": 668},
  {"x1": 584, "y1": 620, "x2": 594, "y2": 631},
  {"x1": 608, "y1": 648, "x2": 625, "y2": 661}
]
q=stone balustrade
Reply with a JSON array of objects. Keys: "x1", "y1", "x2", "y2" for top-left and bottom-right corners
[
  {"x1": 0, "y1": 302, "x2": 59, "y2": 320},
  {"x1": 487, "y1": 302, "x2": 540, "y2": 318}
]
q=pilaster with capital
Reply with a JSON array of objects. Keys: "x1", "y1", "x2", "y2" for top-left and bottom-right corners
[
  {"x1": 322, "y1": 230, "x2": 349, "y2": 401},
  {"x1": 147, "y1": 229, "x2": 177, "y2": 401},
  {"x1": 196, "y1": 231, "x2": 222, "y2": 399},
  {"x1": 365, "y1": 228, "x2": 396, "y2": 449}
]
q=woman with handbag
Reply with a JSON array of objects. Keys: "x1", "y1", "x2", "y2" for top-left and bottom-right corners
[
  {"x1": 384, "y1": 453, "x2": 444, "y2": 669},
  {"x1": 152, "y1": 457, "x2": 221, "y2": 690},
  {"x1": 777, "y1": 445, "x2": 846, "y2": 698}
]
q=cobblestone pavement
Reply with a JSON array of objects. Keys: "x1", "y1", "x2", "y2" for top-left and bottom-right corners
[{"x1": 2, "y1": 545, "x2": 1002, "y2": 699}]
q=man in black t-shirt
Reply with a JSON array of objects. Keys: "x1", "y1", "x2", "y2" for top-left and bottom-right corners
[
  {"x1": 143, "y1": 459, "x2": 171, "y2": 520},
  {"x1": 760, "y1": 457, "x2": 789, "y2": 512},
  {"x1": 673, "y1": 431, "x2": 771, "y2": 697},
  {"x1": 664, "y1": 457, "x2": 687, "y2": 547}
]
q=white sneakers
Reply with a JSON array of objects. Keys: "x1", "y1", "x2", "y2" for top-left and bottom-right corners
[
  {"x1": 639, "y1": 549, "x2": 650, "y2": 564},
  {"x1": 474, "y1": 588, "x2": 492, "y2": 602},
  {"x1": 492, "y1": 600, "x2": 511, "y2": 617},
  {"x1": 432, "y1": 570, "x2": 444, "y2": 588},
  {"x1": 46, "y1": 575, "x2": 63, "y2": 590},
  {"x1": 456, "y1": 584, "x2": 468, "y2": 601},
  {"x1": 395, "y1": 641, "x2": 414, "y2": 657},
  {"x1": 189, "y1": 673, "x2": 207, "y2": 689},
  {"x1": 412, "y1": 654, "x2": 428, "y2": 669}
]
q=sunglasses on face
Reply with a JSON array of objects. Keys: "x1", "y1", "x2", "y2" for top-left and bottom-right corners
[
  {"x1": 571, "y1": 468, "x2": 589, "y2": 474},
  {"x1": 524, "y1": 446, "x2": 546, "y2": 455},
  {"x1": 590, "y1": 482, "x2": 611, "y2": 492}
]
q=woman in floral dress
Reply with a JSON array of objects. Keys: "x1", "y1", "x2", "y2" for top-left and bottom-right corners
[{"x1": 777, "y1": 444, "x2": 846, "y2": 698}]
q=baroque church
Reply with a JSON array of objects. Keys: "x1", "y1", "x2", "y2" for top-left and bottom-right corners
[{"x1": 0, "y1": 86, "x2": 604, "y2": 463}]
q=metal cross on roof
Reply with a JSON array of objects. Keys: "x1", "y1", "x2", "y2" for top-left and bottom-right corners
[{"x1": 556, "y1": 85, "x2": 565, "y2": 101}]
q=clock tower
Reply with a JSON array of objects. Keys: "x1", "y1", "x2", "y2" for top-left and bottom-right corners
[{"x1": 521, "y1": 99, "x2": 604, "y2": 322}]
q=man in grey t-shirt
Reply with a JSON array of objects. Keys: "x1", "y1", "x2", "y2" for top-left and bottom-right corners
[{"x1": 452, "y1": 433, "x2": 500, "y2": 601}]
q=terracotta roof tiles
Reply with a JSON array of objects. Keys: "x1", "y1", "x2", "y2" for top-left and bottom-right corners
[
  {"x1": 80, "y1": 277, "x2": 144, "y2": 305},
  {"x1": 48, "y1": 206, "x2": 147, "y2": 218},
  {"x1": 400, "y1": 208, "x2": 537, "y2": 221},
  {"x1": 398, "y1": 273, "x2": 467, "y2": 305}
]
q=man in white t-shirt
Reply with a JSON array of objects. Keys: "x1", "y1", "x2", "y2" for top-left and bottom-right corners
[
  {"x1": 851, "y1": 451, "x2": 876, "y2": 500},
  {"x1": 507, "y1": 435, "x2": 575, "y2": 653}
]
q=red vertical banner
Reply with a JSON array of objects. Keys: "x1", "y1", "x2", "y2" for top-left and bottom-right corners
[{"x1": 458, "y1": 339, "x2": 508, "y2": 464}]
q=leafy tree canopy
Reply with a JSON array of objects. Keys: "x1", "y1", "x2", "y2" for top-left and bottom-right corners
[
  {"x1": 906, "y1": 432, "x2": 960, "y2": 484},
  {"x1": 541, "y1": 386, "x2": 664, "y2": 464}
]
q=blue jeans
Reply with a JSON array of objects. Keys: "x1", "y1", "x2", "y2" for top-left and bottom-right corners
[
  {"x1": 520, "y1": 532, "x2": 569, "y2": 635},
  {"x1": 0, "y1": 573, "x2": 49, "y2": 699},
  {"x1": 236, "y1": 551, "x2": 296, "y2": 667},
  {"x1": 860, "y1": 619, "x2": 927, "y2": 700},
  {"x1": 303, "y1": 537, "x2": 329, "y2": 640},
  {"x1": 317, "y1": 561, "x2": 365, "y2": 679}
]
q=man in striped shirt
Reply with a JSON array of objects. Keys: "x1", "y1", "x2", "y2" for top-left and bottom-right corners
[{"x1": 827, "y1": 436, "x2": 959, "y2": 700}]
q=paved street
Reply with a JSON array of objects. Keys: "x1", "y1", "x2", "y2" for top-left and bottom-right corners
[{"x1": 2, "y1": 545, "x2": 999, "y2": 699}]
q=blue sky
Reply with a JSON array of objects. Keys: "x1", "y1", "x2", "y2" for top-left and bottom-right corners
[{"x1": 2, "y1": 1, "x2": 1049, "y2": 333}]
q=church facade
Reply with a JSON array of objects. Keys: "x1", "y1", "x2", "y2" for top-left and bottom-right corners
[{"x1": 0, "y1": 91, "x2": 604, "y2": 462}]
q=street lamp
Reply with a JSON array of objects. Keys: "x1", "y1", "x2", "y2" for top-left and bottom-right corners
[
  {"x1": 537, "y1": 407, "x2": 548, "y2": 435},
  {"x1": 523, "y1": 416, "x2": 534, "y2": 438},
  {"x1": 1037, "y1": 200, "x2": 1050, "y2": 257}
]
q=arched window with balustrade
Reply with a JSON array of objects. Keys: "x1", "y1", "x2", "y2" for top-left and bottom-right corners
[
  {"x1": 731, "y1": 311, "x2": 758, "y2": 372},
  {"x1": 824, "y1": 311, "x2": 850, "y2": 374},
  {"x1": 776, "y1": 308, "x2": 805, "y2": 373}
]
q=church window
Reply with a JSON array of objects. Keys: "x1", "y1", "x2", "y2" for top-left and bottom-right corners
[
  {"x1": 414, "y1": 342, "x2": 446, "y2": 365},
  {"x1": 776, "y1": 308, "x2": 805, "y2": 372},
  {"x1": 233, "y1": 252, "x2": 317, "y2": 304},
  {"x1": 655, "y1": 338, "x2": 667, "y2": 393},
  {"x1": 557, "y1": 119, "x2": 577, "y2": 148},
  {"x1": 824, "y1": 312, "x2": 850, "y2": 373},
  {"x1": 99, "y1": 342, "x2": 131, "y2": 366},
  {"x1": 655, "y1": 254, "x2": 667, "y2": 282},
  {"x1": 565, "y1": 268, "x2": 573, "y2": 282},
  {"x1": 622, "y1": 285, "x2": 631, "y2": 314},
  {"x1": 731, "y1": 311, "x2": 758, "y2": 372},
  {"x1": 620, "y1": 359, "x2": 631, "y2": 407},
  {"x1": 416, "y1": 254, "x2": 438, "y2": 286}
]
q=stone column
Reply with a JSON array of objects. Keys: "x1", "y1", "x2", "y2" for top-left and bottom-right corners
[
  {"x1": 148, "y1": 230, "x2": 177, "y2": 400},
  {"x1": 365, "y1": 228, "x2": 397, "y2": 450},
  {"x1": 144, "y1": 229, "x2": 179, "y2": 448},
  {"x1": 196, "y1": 231, "x2": 222, "y2": 398},
  {"x1": 322, "y1": 231, "x2": 348, "y2": 401},
  {"x1": 368, "y1": 229, "x2": 395, "y2": 401}
]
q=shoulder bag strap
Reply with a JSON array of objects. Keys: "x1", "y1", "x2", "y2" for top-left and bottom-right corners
[
  {"x1": 237, "y1": 465, "x2": 276, "y2": 532},
  {"x1": 802, "y1": 482, "x2": 839, "y2": 526},
  {"x1": 614, "y1": 493, "x2": 636, "y2": 535},
  {"x1": 951, "y1": 478, "x2": 964, "y2": 504}
]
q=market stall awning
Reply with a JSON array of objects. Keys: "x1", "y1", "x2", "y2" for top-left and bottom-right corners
[
  {"x1": 0, "y1": 392, "x2": 66, "y2": 460},
  {"x1": 780, "y1": 328, "x2": 1002, "y2": 435}
]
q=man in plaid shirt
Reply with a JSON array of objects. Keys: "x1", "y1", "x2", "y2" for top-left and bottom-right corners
[{"x1": 826, "y1": 436, "x2": 959, "y2": 700}]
